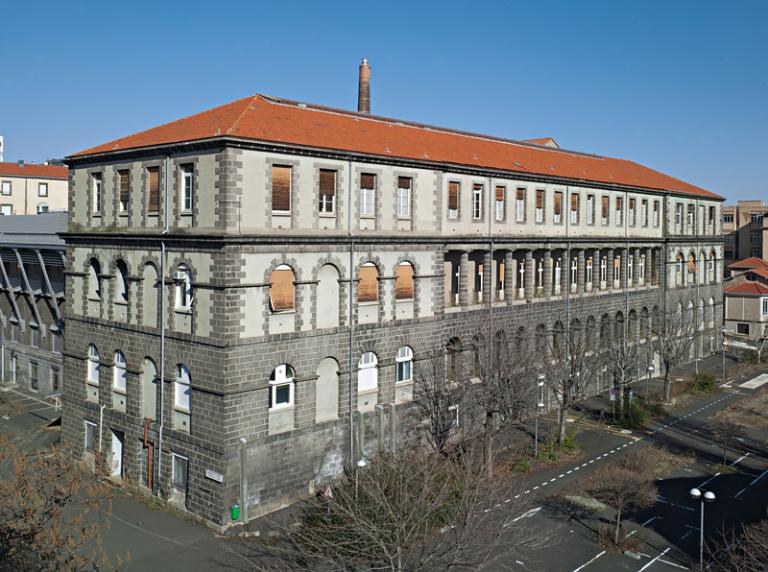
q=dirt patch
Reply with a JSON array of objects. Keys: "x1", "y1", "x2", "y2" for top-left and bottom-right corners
[{"x1": 718, "y1": 384, "x2": 768, "y2": 429}]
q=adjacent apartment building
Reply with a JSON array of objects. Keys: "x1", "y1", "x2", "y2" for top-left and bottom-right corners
[
  {"x1": 0, "y1": 213, "x2": 66, "y2": 396},
  {"x1": 62, "y1": 66, "x2": 724, "y2": 528},
  {"x1": 723, "y1": 200, "x2": 768, "y2": 266},
  {"x1": 0, "y1": 161, "x2": 68, "y2": 215},
  {"x1": 724, "y1": 257, "x2": 768, "y2": 350}
]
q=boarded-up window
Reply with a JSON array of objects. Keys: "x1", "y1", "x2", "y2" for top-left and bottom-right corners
[
  {"x1": 269, "y1": 265, "x2": 295, "y2": 311},
  {"x1": 398, "y1": 177, "x2": 412, "y2": 191},
  {"x1": 148, "y1": 167, "x2": 160, "y2": 212},
  {"x1": 601, "y1": 196, "x2": 609, "y2": 219},
  {"x1": 272, "y1": 165, "x2": 292, "y2": 212},
  {"x1": 448, "y1": 181, "x2": 459, "y2": 211},
  {"x1": 554, "y1": 192, "x2": 562, "y2": 215},
  {"x1": 687, "y1": 254, "x2": 696, "y2": 274},
  {"x1": 358, "y1": 263, "x2": 378, "y2": 303},
  {"x1": 395, "y1": 262, "x2": 414, "y2": 300},
  {"x1": 360, "y1": 173, "x2": 375, "y2": 190},
  {"x1": 118, "y1": 170, "x2": 129, "y2": 212}
]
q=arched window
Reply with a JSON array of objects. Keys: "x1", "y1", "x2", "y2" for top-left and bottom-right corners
[
  {"x1": 357, "y1": 352, "x2": 378, "y2": 394},
  {"x1": 269, "y1": 264, "x2": 295, "y2": 312},
  {"x1": 708, "y1": 297, "x2": 715, "y2": 327},
  {"x1": 687, "y1": 301, "x2": 694, "y2": 324},
  {"x1": 396, "y1": 346, "x2": 413, "y2": 383},
  {"x1": 687, "y1": 253, "x2": 696, "y2": 281},
  {"x1": 698, "y1": 299, "x2": 705, "y2": 331},
  {"x1": 269, "y1": 364, "x2": 295, "y2": 410},
  {"x1": 142, "y1": 263, "x2": 159, "y2": 328},
  {"x1": 87, "y1": 344, "x2": 100, "y2": 384},
  {"x1": 88, "y1": 259, "x2": 101, "y2": 300},
  {"x1": 585, "y1": 316, "x2": 596, "y2": 352},
  {"x1": 116, "y1": 260, "x2": 129, "y2": 303},
  {"x1": 174, "y1": 265, "x2": 193, "y2": 310},
  {"x1": 141, "y1": 358, "x2": 158, "y2": 420},
  {"x1": 446, "y1": 337, "x2": 462, "y2": 382},
  {"x1": 552, "y1": 321, "x2": 565, "y2": 358},
  {"x1": 709, "y1": 250, "x2": 717, "y2": 283},
  {"x1": 395, "y1": 262, "x2": 414, "y2": 300},
  {"x1": 113, "y1": 351, "x2": 127, "y2": 392},
  {"x1": 316, "y1": 264, "x2": 340, "y2": 329},
  {"x1": 175, "y1": 364, "x2": 191, "y2": 411},
  {"x1": 640, "y1": 307, "x2": 649, "y2": 340},
  {"x1": 628, "y1": 310, "x2": 637, "y2": 341},
  {"x1": 615, "y1": 311, "x2": 625, "y2": 342},
  {"x1": 358, "y1": 263, "x2": 379, "y2": 303}
]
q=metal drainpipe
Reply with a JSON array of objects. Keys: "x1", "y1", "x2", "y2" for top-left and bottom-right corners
[
  {"x1": 347, "y1": 160, "x2": 355, "y2": 465},
  {"x1": 565, "y1": 187, "x2": 571, "y2": 373},
  {"x1": 157, "y1": 155, "x2": 170, "y2": 495},
  {"x1": 487, "y1": 177, "x2": 493, "y2": 374}
]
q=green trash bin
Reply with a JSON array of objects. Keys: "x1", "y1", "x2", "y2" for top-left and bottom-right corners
[{"x1": 231, "y1": 504, "x2": 241, "y2": 521}]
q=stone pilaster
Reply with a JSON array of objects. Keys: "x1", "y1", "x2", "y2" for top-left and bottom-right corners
[
  {"x1": 459, "y1": 252, "x2": 470, "y2": 306},
  {"x1": 543, "y1": 251, "x2": 552, "y2": 299},
  {"x1": 524, "y1": 250, "x2": 534, "y2": 304}
]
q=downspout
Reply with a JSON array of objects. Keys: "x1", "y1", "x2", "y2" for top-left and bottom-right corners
[
  {"x1": 487, "y1": 177, "x2": 493, "y2": 374},
  {"x1": 157, "y1": 155, "x2": 170, "y2": 495},
  {"x1": 347, "y1": 160, "x2": 355, "y2": 465},
  {"x1": 565, "y1": 186, "x2": 571, "y2": 377}
]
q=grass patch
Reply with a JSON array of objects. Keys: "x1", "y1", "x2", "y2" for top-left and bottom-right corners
[
  {"x1": 510, "y1": 458, "x2": 532, "y2": 473},
  {"x1": 692, "y1": 372, "x2": 717, "y2": 393},
  {"x1": 538, "y1": 432, "x2": 581, "y2": 461}
]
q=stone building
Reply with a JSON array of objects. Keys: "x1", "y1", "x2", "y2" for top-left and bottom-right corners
[
  {"x1": 0, "y1": 161, "x2": 68, "y2": 215},
  {"x1": 62, "y1": 69, "x2": 724, "y2": 528},
  {"x1": 0, "y1": 213, "x2": 66, "y2": 396},
  {"x1": 722, "y1": 200, "x2": 768, "y2": 265}
]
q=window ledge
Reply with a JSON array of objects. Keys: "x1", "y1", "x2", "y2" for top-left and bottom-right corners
[
  {"x1": 114, "y1": 300, "x2": 128, "y2": 307},
  {"x1": 112, "y1": 388, "x2": 127, "y2": 396},
  {"x1": 270, "y1": 309, "x2": 296, "y2": 316},
  {"x1": 396, "y1": 217, "x2": 412, "y2": 221},
  {"x1": 358, "y1": 301, "x2": 379, "y2": 307},
  {"x1": 86, "y1": 380, "x2": 99, "y2": 387},
  {"x1": 174, "y1": 406, "x2": 191, "y2": 414},
  {"x1": 118, "y1": 213, "x2": 128, "y2": 218},
  {"x1": 269, "y1": 404, "x2": 294, "y2": 413},
  {"x1": 319, "y1": 213, "x2": 336, "y2": 218},
  {"x1": 272, "y1": 211, "x2": 291, "y2": 217},
  {"x1": 174, "y1": 307, "x2": 192, "y2": 315},
  {"x1": 395, "y1": 379, "x2": 414, "y2": 386},
  {"x1": 359, "y1": 214, "x2": 376, "y2": 220}
]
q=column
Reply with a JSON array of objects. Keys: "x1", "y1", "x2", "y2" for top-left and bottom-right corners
[
  {"x1": 483, "y1": 251, "x2": 493, "y2": 306},
  {"x1": 525, "y1": 250, "x2": 534, "y2": 303},
  {"x1": 459, "y1": 252, "x2": 470, "y2": 306},
  {"x1": 594, "y1": 248, "x2": 601, "y2": 291},
  {"x1": 543, "y1": 250, "x2": 552, "y2": 299},
  {"x1": 620, "y1": 248, "x2": 628, "y2": 290},
  {"x1": 607, "y1": 248, "x2": 615, "y2": 291},
  {"x1": 563, "y1": 250, "x2": 571, "y2": 295},
  {"x1": 504, "y1": 251, "x2": 515, "y2": 305},
  {"x1": 633, "y1": 249, "x2": 640, "y2": 288},
  {"x1": 645, "y1": 247, "x2": 652, "y2": 286},
  {"x1": 577, "y1": 249, "x2": 585, "y2": 295}
]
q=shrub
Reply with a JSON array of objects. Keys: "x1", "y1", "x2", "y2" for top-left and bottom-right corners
[
  {"x1": 511, "y1": 458, "x2": 531, "y2": 473},
  {"x1": 618, "y1": 402, "x2": 648, "y2": 429},
  {"x1": 692, "y1": 372, "x2": 716, "y2": 392},
  {"x1": 560, "y1": 431, "x2": 581, "y2": 454}
]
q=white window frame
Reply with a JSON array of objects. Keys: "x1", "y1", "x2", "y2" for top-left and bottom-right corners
[
  {"x1": 357, "y1": 351, "x2": 378, "y2": 394},
  {"x1": 639, "y1": 255, "x2": 646, "y2": 284},
  {"x1": 37, "y1": 202, "x2": 49, "y2": 214},
  {"x1": 397, "y1": 185, "x2": 411, "y2": 219},
  {"x1": 174, "y1": 364, "x2": 192, "y2": 411},
  {"x1": 92, "y1": 173, "x2": 103, "y2": 213},
  {"x1": 172, "y1": 453, "x2": 189, "y2": 492},
  {"x1": 180, "y1": 165, "x2": 194, "y2": 212},
  {"x1": 396, "y1": 346, "x2": 413, "y2": 384},
  {"x1": 629, "y1": 201, "x2": 636, "y2": 226},
  {"x1": 38, "y1": 182, "x2": 48, "y2": 197},
  {"x1": 586, "y1": 195, "x2": 595, "y2": 225},
  {"x1": 1, "y1": 181, "x2": 10, "y2": 196},
  {"x1": 516, "y1": 191, "x2": 526, "y2": 223},
  {"x1": 762, "y1": 298, "x2": 768, "y2": 317},
  {"x1": 269, "y1": 364, "x2": 295, "y2": 410},
  {"x1": 84, "y1": 420, "x2": 97, "y2": 452},
  {"x1": 87, "y1": 344, "x2": 100, "y2": 385},
  {"x1": 653, "y1": 201, "x2": 660, "y2": 227},
  {"x1": 471, "y1": 184, "x2": 483, "y2": 220},
  {"x1": 585, "y1": 258, "x2": 593, "y2": 289},
  {"x1": 29, "y1": 322, "x2": 40, "y2": 348},
  {"x1": 599, "y1": 257, "x2": 607, "y2": 288},
  {"x1": 675, "y1": 204, "x2": 682, "y2": 226},
  {"x1": 174, "y1": 265, "x2": 193, "y2": 310},
  {"x1": 113, "y1": 351, "x2": 127, "y2": 393},
  {"x1": 495, "y1": 187, "x2": 505, "y2": 222},
  {"x1": 570, "y1": 258, "x2": 577, "y2": 291},
  {"x1": 359, "y1": 177, "x2": 375, "y2": 217},
  {"x1": 628, "y1": 256, "x2": 634, "y2": 282}
]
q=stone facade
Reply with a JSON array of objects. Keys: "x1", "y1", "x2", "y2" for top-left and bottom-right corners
[{"x1": 63, "y1": 139, "x2": 724, "y2": 529}]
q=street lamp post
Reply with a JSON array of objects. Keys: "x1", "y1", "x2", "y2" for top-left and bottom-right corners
[
  {"x1": 645, "y1": 363, "x2": 654, "y2": 403},
  {"x1": 721, "y1": 327, "x2": 727, "y2": 385},
  {"x1": 535, "y1": 375, "x2": 545, "y2": 458},
  {"x1": 689, "y1": 487, "x2": 716, "y2": 570}
]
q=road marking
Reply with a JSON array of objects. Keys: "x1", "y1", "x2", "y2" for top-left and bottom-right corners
[
  {"x1": 735, "y1": 466, "x2": 768, "y2": 498},
  {"x1": 510, "y1": 506, "x2": 542, "y2": 523},
  {"x1": 698, "y1": 472, "x2": 721, "y2": 488},
  {"x1": 680, "y1": 530, "x2": 693, "y2": 541},
  {"x1": 638, "y1": 547, "x2": 671, "y2": 571},
  {"x1": 571, "y1": 550, "x2": 606, "y2": 572},
  {"x1": 559, "y1": 474, "x2": 565, "y2": 478},
  {"x1": 642, "y1": 516, "x2": 658, "y2": 526},
  {"x1": 657, "y1": 558, "x2": 688, "y2": 570},
  {"x1": 739, "y1": 373, "x2": 768, "y2": 389}
]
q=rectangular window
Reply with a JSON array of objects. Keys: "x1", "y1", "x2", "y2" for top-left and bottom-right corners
[
  {"x1": 750, "y1": 234, "x2": 761, "y2": 245},
  {"x1": 570, "y1": 193, "x2": 579, "y2": 224},
  {"x1": 641, "y1": 199, "x2": 648, "y2": 226},
  {"x1": 10, "y1": 320, "x2": 19, "y2": 343},
  {"x1": 84, "y1": 420, "x2": 97, "y2": 452},
  {"x1": 494, "y1": 186, "x2": 505, "y2": 221},
  {"x1": 271, "y1": 165, "x2": 291, "y2": 213},
  {"x1": 172, "y1": 453, "x2": 189, "y2": 492},
  {"x1": 587, "y1": 194, "x2": 595, "y2": 225},
  {"x1": 0, "y1": 204, "x2": 12, "y2": 216},
  {"x1": 675, "y1": 203, "x2": 683, "y2": 226},
  {"x1": 723, "y1": 213, "x2": 734, "y2": 223},
  {"x1": 147, "y1": 166, "x2": 160, "y2": 212},
  {"x1": 30, "y1": 361, "x2": 39, "y2": 392},
  {"x1": 601, "y1": 196, "x2": 609, "y2": 225},
  {"x1": 180, "y1": 164, "x2": 194, "y2": 212},
  {"x1": 653, "y1": 200, "x2": 660, "y2": 227},
  {"x1": 708, "y1": 206, "x2": 716, "y2": 226},
  {"x1": 397, "y1": 176, "x2": 412, "y2": 219},
  {"x1": 535, "y1": 189, "x2": 544, "y2": 223},
  {"x1": 472, "y1": 183, "x2": 483, "y2": 220},
  {"x1": 585, "y1": 258, "x2": 593, "y2": 286},
  {"x1": 553, "y1": 191, "x2": 563, "y2": 223},
  {"x1": 51, "y1": 365, "x2": 61, "y2": 392},
  {"x1": 50, "y1": 329, "x2": 62, "y2": 354},
  {"x1": 629, "y1": 198, "x2": 636, "y2": 226},
  {"x1": 38, "y1": 182, "x2": 48, "y2": 197},
  {"x1": 118, "y1": 170, "x2": 130, "y2": 213},
  {"x1": 92, "y1": 173, "x2": 103, "y2": 213},
  {"x1": 762, "y1": 298, "x2": 768, "y2": 316},
  {"x1": 687, "y1": 204, "x2": 695, "y2": 227},
  {"x1": 615, "y1": 197, "x2": 623, "y2": 225},
  {"x1": 359, "y1": 173, "x2": 375, "y2": 216},
  {"x1": 448, "y1": 181, "x2": 460, "y2": 219},
  {"x1": 1, "y1": 181, "x2": 11, "y2": 195},
  {"x1": 751, "y1": 213, "x2": 764, "y2": 224},
  {"x1": 319, "y1": 169, "x2": 336, "y2": 214},
  {"x1": 30, "y1": 324, "x2": 40, "y2": 348},
  {"x1": 516, "y1": 188, "x2": 526, "y2": 222},
  {"x1": 737, "y1": 323, "x2": 749, "y2": 335}
]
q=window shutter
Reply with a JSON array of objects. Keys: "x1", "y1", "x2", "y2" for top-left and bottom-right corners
[
  {"x1": 571, "y1": 193, "x2": 578, "y2": 210},
  {"x1": 536, "y1": 190, "x2": 543, "y2": 209},
  {"x1": 495, "y1": 186, "x2": 505, "y2": 201},
  {"x1": 272, "y1": 165, "x2": 291, "y2": 211},
  {"x1": 319, "y1": 170, "x2": 336, "y2": 197},
  {"x1": 616, "y1": 197, "x2": 623, "y2": 210},
  {"x1": 629, "y1": 198, "x2": 636, "y2": 209},
  {"x1": 269, "y1": 268, "x2": 295, "y2": 311},
  {"x1": 360, "y1": 173, "x2": 375, "y2": 189},
  {"x1": 119, "y1": 170, "x2": 129, "y2": 206},
  {"x1": 448, "y1": 182, "x2": 459, "y2": 210},
  {"x1": 554, "y1": 192, "x2": 562, "y2": 215},
  {"x1": 601, "y1": 196, "x2": 609, "y2": 218},
  {"x1": 398, "y1": 177, "x2": 412, "y2": 190},
  {"x1": 358, "y1": 265, "x2": 378, "y2": 302},
  {"x1": 148, "y1": 167, "x2": 160, "y2": 211},
  {"x1": 395, "y1": 263, "x2": 414, "y2": 300},
  {"x1": 517, "y1": 188, "x2": 525, "y2": 201}
]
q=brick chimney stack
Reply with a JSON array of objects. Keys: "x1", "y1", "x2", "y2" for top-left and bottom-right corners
[{"x1": 357, "y1": 58, "x2": 371, "y2": 114}]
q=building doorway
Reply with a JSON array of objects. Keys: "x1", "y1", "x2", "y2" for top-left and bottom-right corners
[{"x1": 110, "y1": 430, "x2": 124, "y2": 478}]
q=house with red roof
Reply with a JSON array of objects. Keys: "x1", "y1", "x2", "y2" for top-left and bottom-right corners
[
  {"x1": 724, "y1": 257, "x2": 768, "y2": 347},
  {"x1": 0, "y1": 161, "x2": 68, "y2": 215}
]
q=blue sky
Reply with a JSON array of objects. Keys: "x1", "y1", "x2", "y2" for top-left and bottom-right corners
[{"x1": 1, "y1": 0, "x2": 765, "y2": 202}]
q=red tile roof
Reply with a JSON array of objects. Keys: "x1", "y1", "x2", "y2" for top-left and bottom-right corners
[
  {"x1": 0, "y1": 162, "x2": 67, "y2": 179},
  {"x1": 522, "y1": 137, "x2": 559, "y2": 148},
  {"x1": 71, "y1": 94, "x2": 720, "y2": 199},
  {"x1": 751, "y1": 268, "x2": 768, "y2": 280},
  {"x1": 728, "y1": 257, "x2": 768, "y2": 270},
  {"x1": 724, "y1": 282, "x2": 768, "y2": 296}
]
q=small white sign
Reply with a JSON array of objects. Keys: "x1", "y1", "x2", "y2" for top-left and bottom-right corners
[{"x1": 205, "y1": 469, "x2": 224, "y2": 483}]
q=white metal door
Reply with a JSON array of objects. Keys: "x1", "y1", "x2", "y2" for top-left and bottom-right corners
[{"x1": 110, "y1": 431, "x2": 123, "y2": 477}]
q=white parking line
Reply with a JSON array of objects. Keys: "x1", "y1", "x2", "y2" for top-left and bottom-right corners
[
  {"x1": 657, "y1": 558, "x2": 688, "y2": 570},
  {"x1": 735, "y1": 466, "x2": 768, "y2": 498},
  {"x1": 638, "y1": 547, "x2": 671, "y2": 571},
  {"x1": 571, "y1": 550, "x2": 606, "y2": 572}
]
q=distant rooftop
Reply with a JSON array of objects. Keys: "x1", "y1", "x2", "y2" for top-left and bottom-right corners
[
  {"x1": 0, "y1": 161, "x2": 67, "y2": 180},
  {"x1": 0, "y1": 212, "x2": 67, "y2": 249}
]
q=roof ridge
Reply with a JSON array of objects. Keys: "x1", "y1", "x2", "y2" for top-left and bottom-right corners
[{"x1": 225, "y1": 95, "x2": 262, "y2": 136}]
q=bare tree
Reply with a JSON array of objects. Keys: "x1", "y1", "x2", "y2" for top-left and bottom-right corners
[
  {"x1": 541, "y1": 316, "x2": 595, "y2": 443},
  {"x1": 468, "y1": 329, "x2": 535, "y2": 477},
  {"x1": 412, "y1": 347, "x2": 464, "y2": 455},
  {"x1": 651, "y1": 305, "x2": 696, "y2": 402},
  {"x1": 249, "y1": 449, "x2": 548, "y2": 572},
  {"x1": 709, "y1": 517, "x2": 768, "y2": 571},
  {"x1": 710, "y1": 415, "x2": 745, "y2": 466},
  {"x1": 605, "y1": 334, "x2": 638, "y2": 421},
  {"x1": 584, "y1": 449, "x2": 657, "y2": 545},
  {"x1": 0, "y1": 436, "x2": 115, "y2": 571}
]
